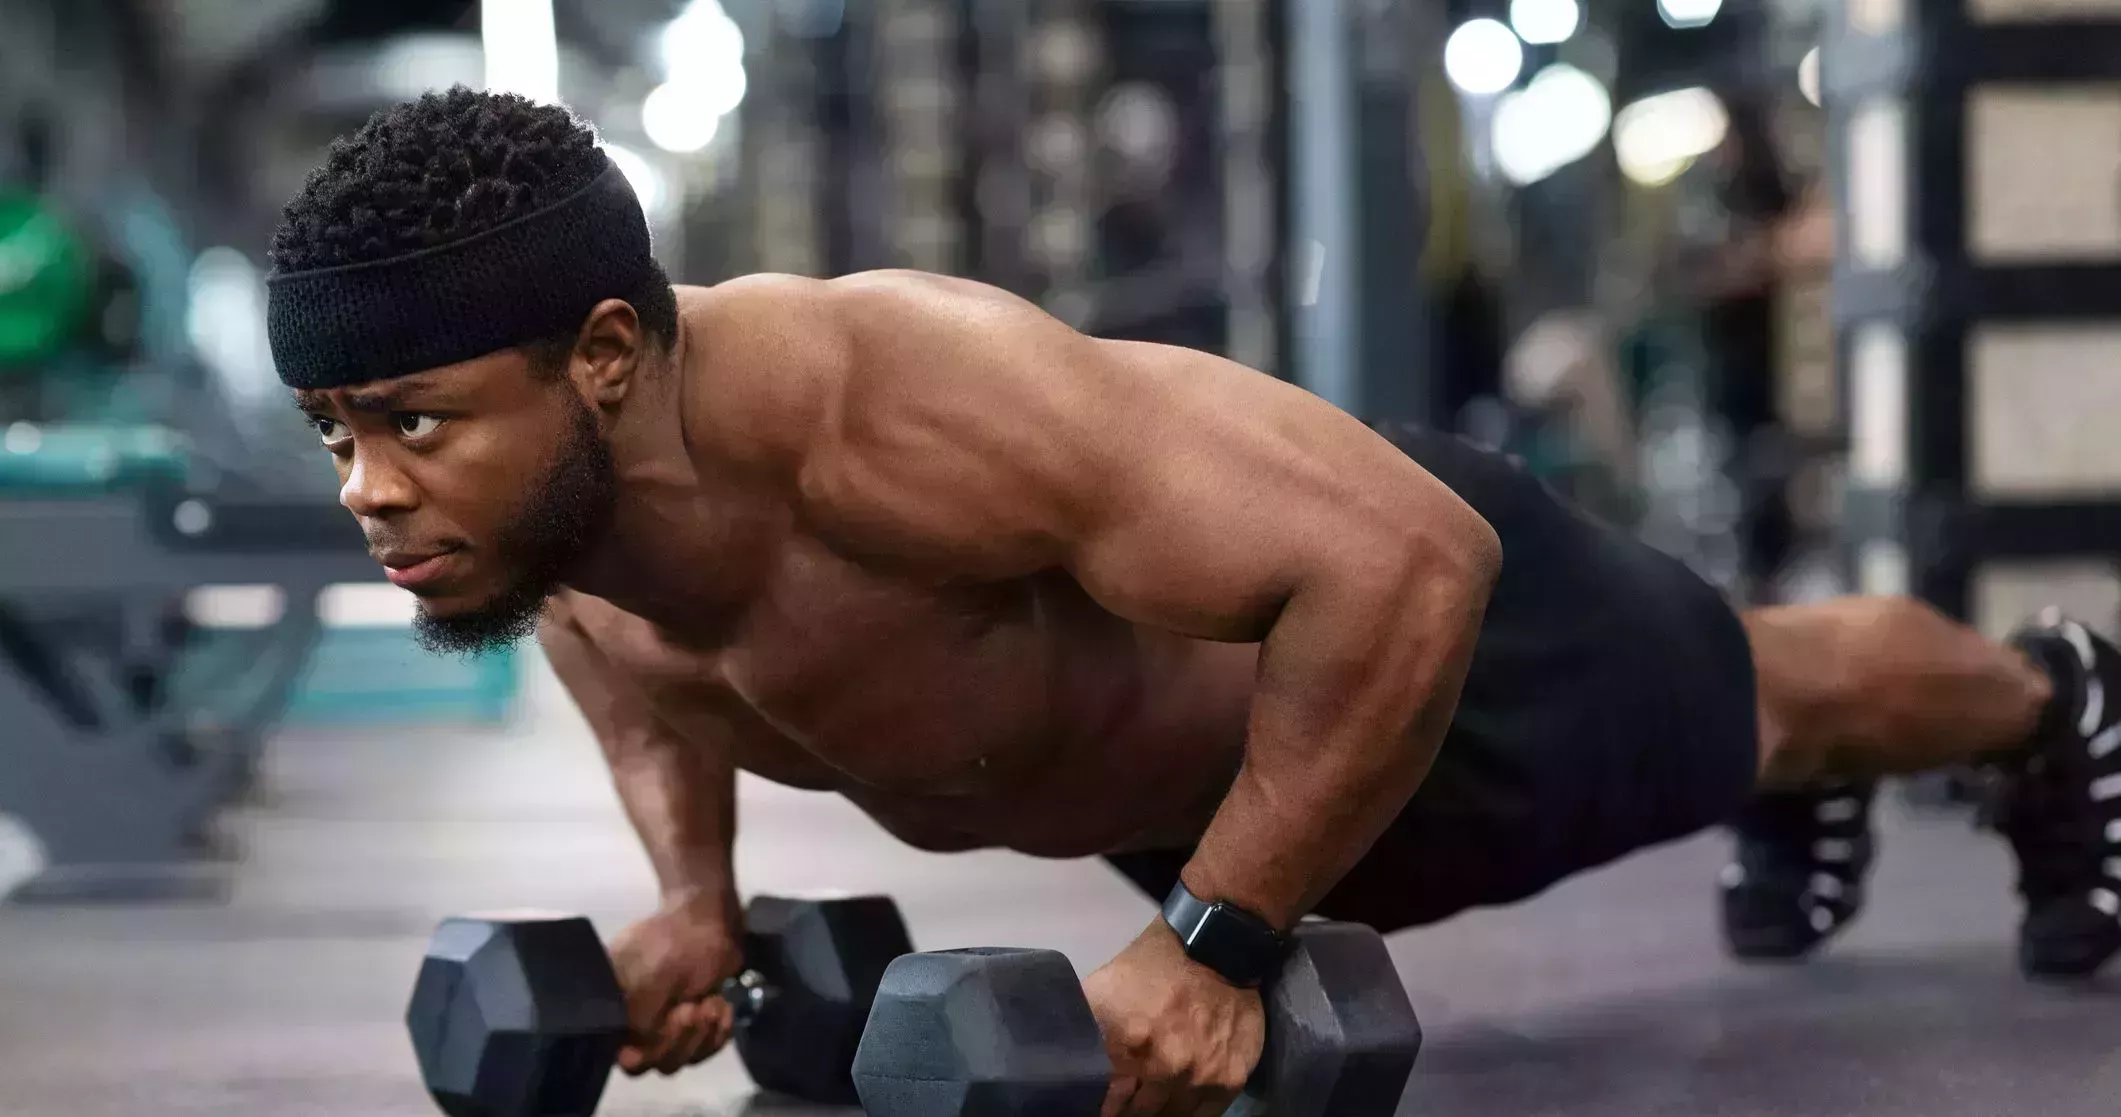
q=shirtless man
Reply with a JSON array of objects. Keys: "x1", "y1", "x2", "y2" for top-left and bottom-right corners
[{"x1": 268, "y1": 90, "x2": 2121, "y2": 1116}]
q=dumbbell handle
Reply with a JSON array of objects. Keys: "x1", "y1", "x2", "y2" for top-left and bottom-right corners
[{"x1": 717, "y1": 967, "x2": 776, "y2": 1024}]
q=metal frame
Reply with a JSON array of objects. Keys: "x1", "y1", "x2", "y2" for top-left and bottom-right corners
[
  {"x1": 0, "y1": 491, "x2": 375, "y2": 901},
  {"x1": 1830, "y1": 0, "x2": 2121, "y2": 619}
]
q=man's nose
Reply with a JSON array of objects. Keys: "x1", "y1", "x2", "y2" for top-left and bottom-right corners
[{"x1": 340, "y1": 448, "x2": 419, "y2": 518}]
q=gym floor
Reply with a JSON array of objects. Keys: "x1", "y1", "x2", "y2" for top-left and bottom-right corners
[{"x1": 4, "y1": 662, "x2": 2118, "y2": 1117}]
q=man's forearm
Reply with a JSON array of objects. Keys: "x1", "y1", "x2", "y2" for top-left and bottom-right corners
[
  {"x1": 541, "y1": 609, "x2": 741, "y2": 916},
  {"x1": 1179, "y1": 546, "x2": 1495, "y2": 930},
  {"x1": 608, "y1": 739, "x2": 740, "y2": 912}
]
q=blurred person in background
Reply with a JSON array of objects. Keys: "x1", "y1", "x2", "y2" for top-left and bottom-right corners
[
  {"x1": 270, "y1": 89, "x2": 2121, "y2": 1116},
  {"x1": 1696, "y1": 91, "x2": 1801, "y2": 602}
]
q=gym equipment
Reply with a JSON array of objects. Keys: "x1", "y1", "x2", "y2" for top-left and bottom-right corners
[
  {"x1": 0, "y1": 421, "x2": 189, "y2": 493},
  {"x1": 406, "y1": 894, "x2": 914, "y2": 1115},
  {"x1": 0, "y1": 191, "x2": 94, "y2": 369},
  {"x1": 851, "y1": 919, "x2": 1423, "y2": 1117},
  {"x1": 1831, "y1": 1, "x2": 2121, "y2": 614},
  {"x1": 728, "y1": 893, "x2": 914, "y2": 1102},
  {"x1": 0, "y1": 485, "x2": 374, "y2": 900},
  {"x1": 850, "y1": 947, "x2": 1111, "y2": 1116}
]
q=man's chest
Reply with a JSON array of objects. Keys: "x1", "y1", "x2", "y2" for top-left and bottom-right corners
[{"x1": 567, "y1": 553, "x2": 1129, "y2": 792}]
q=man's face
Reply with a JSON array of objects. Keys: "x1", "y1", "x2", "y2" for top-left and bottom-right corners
[{"x1": 297, "y1": 350, "x2": 617, "y2": 656}]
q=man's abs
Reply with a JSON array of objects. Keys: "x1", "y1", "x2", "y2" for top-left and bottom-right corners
[{"x1": 558, "y1": 566, "x2": 1252, "y2": 858}]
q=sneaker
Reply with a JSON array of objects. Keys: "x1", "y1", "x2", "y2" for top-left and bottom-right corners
[
  {"x1": 1720, "y1": 781, "x2": 1877, "y2": 960},
  {"x1": 1993, "y1": 611, "x2": 2121, "y2": 979}
]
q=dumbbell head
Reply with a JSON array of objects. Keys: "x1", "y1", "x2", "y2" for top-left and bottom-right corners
[
  {"x1": 851, "y1": 947, "x2": 1113, "y2": 1117},
  {"x1": 735, "y1": 893, "x2": 914, "y2": 1104},
  {"x1": 405, "y1": 913, "x2": 627, "y2": 1117},
  {"x1": 406, "y1": 894, "x2": 913, "y2": 1115},
  {"x1": 1237, "y1": 920, "x2": 1423, "y2": 1117},
  {"x1": 854, "y1": 922, "x2": 1421, "y2": 1117}
]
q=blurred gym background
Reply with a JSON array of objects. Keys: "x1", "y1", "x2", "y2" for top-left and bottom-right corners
[{"x1": 5, "y1": 0, "x2": 2121, "y2": 1114}]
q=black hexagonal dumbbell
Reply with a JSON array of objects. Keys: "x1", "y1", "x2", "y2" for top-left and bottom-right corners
[
  {"x1": 851, "y1": 920, "x2": 1421, "y2": 1117},
  {"x1": 406, "y1": 894, "x2": 913, "y2": 1116}
]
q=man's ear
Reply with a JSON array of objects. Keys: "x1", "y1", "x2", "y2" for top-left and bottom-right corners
[{"x1": 570, "y1": 298, "x2": 646, "y2": 408}]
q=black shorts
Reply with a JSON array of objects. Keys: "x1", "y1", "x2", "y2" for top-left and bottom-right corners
[{"x1": 1105, "y1": 423, "x2": 1760, "y2": 933}]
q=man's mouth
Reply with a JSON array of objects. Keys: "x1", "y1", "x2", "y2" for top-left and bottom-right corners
[{"x1": 376, "y1": 547, "x2": 462, "y2": 591}]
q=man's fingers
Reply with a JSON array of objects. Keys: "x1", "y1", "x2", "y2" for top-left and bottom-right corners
[
  {"x1": 652, "y1": 1001, "x2": 709, "y2": 1076},
  {"x1": 654, "y1": 997, "x2": 741, "y2": 1076},
  {"x1": 700, "y1": 998, "x2": 738, "y2": 1056},
  {"x1": 623, "y1": 977, "x2": 675, "y2": 1046},
  {"x1": 1100, "y1": 1075, "x2": 1139, "y2": 1117},
  {"x1": 622, "y1": 991, "x2": 743, "y2": 1080},
  {"x1": 626, "y1": 982, "x2": 673, "y2": 1027},
  {"x1": 624, "y1": 990, "x2": 683, "y2": 1074},
  {"x1": 1122, "y1": 1077, "x2": 1175, "y2": 1117}
]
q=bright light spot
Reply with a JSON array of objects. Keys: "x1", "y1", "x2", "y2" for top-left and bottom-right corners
[
  {"x1": 319, "y1": 583, "x2": 419, "y2": 628},
  {"x1": 642, "y1": 81, "x2": 728, "y2": 153},
  {"x1": 1659, "y1": 0, "x2": 1723, "y2": 29},
  {"x1": 481, "y1": 0, "x2": 559, "y2": 103},
  {"x1": 659, "y1": 1, "x2": 746, "y2": 83},
  {"x1": 603, "y1": 144, "x2": 670, "y2": 220},
  {"x1": 647, "y1": 0, "x2": 748, "y2": 153},
  {"x1": 187, "y1": 247, "x2": 277, "y2": 406},
  {"x1": 184, "y1": 585, "x2": 287, "y2": 630},
  {"x1": 1491, "y1": 64, "x2": 1613, "y2": 187},
  {"x1": 1510, "y1": 0, "x2": 1581, "y2": 45},
  {"x1": 1613, "y1": 86, "x2": 1729, "y2": 186},
  {"x1": 1444, "y1": 19, "x2": 1525, "y2": 97},
  {"x1": 1799, "y1": 46, "x2": 1822, "y2": 106},
  {"x1": 0, "y1": 813, "x2": 47, "y2": 900}
]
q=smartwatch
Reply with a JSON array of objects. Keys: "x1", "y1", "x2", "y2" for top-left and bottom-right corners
[{"x1": 1160, "y1": 881, "x2": 1290, "y2": 989}]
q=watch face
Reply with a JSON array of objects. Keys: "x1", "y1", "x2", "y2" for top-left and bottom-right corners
[{"x1": 1184, "y1": 902, "x2": 1280, "y2": 988}]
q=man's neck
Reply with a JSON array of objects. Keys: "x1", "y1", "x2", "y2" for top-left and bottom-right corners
[{"x1": 561, "y1": 318, "x2": 784, "y2": 634}]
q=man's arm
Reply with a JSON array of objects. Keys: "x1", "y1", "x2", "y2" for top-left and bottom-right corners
[
  {"x1": 717, "y1": 271, "x2": 1502, "y2": 930},
  {"x1": 539, "y1": 596, "x2": 739, "y2": 918}
]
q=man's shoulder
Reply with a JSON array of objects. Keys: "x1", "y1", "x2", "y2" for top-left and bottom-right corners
[
  {"x1": 671, "y1": 275, "x2": 850, "y2": 473},
  {"x1": 683, "y1": 269, "x2": 1019, "y2": 331},
  {"x1": 669, "y1": 271, "x2": 1001, "y2": 468}
]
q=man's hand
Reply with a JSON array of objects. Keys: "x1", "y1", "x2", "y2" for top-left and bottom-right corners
[
  {"x1": 608, "y1": 891, "x2": 745, "y2": 1076},
  {"x1": 1082, "y1": 923, "x2": 1265, "y2": 1117}
]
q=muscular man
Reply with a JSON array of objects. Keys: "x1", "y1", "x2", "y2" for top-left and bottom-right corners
[{"x1": 268, "y1": 91, "x2": 2121, "y2": 1115}]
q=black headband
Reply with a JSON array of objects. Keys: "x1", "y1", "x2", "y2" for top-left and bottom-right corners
[{"x1": 266, "y1": 153, "x2": 653, "y2": 390}]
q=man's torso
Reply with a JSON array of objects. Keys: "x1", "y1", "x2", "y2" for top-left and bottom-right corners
[{"x1": 559, "y1": 529, "x2": 1258, "y2": 857}]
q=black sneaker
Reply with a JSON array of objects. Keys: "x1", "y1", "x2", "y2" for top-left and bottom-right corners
[
  {"x1": 1994, "y1": 611, "x2": 2121, "y2": 980},
  {"x1": 1720, "y1": 781, "x2": 1877, "y2": 960}
]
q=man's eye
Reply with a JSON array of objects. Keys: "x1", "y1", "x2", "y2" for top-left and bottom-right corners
[
  {"x1": 395, "y1": 414, "x2": 444, "y2": 439},
  {"x1": 312, "y1": 416, "x2": 347, "y2": 444}
]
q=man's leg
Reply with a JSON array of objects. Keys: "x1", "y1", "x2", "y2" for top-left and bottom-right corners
[
  {"x1": 1726, "y1": 597, "x2": 2121, "y2": 977},
  {"x1": 1741, "y1": 596, "x2": 2049, "y2": 787}
]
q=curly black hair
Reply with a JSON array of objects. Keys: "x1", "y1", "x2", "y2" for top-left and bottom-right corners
[{"x1": 270, "y1": 86, "x2": 678, "y2": 366}]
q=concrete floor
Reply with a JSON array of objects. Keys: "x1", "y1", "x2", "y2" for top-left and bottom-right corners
[{"x1": 4, "y1": 663, "x2": 2119, "y2": 1117}]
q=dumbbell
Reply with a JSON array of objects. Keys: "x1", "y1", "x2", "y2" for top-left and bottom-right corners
[
  {"x1": 406, "y1": 894, "x2": 913, "y2": 1116},
  {"x1": 851, "y1": 919, "x2": 1422, "y2": 1116}
]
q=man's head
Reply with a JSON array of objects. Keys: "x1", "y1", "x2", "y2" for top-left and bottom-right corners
[{"x1": 269, "y1": 87, "x2": 678, "y2": 655}]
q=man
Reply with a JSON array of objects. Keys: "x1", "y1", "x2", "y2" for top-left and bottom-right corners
[{"x1": 269, "y1": 90, "x2": 2121, "y2": 1116}]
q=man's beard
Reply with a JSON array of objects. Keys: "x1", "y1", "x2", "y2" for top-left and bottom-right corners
[{"x1": 413, "y1": 398, "x2": 616, "y2": 657}]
